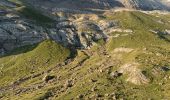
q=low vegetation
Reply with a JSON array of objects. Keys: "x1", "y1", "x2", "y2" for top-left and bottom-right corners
[{"x1": 1, "y1": 1, "x2": 170, "y2": 99}]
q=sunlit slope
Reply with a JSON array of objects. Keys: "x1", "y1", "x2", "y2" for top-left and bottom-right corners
[
  {"x1": 0, "y1": 40, "x2": 71, "y2": 87},
  {"x1": 0, "y1": 11, "x2": 170, "y2": 100}
]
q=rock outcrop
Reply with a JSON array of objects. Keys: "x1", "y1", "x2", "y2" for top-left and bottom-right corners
[
  {"x1": 25, "y1": 0, "x2": 170, "y2": 13},
  {"x1": 0, "y1": 11, "x2": 109, "y2": 55},
  {"x1": 0, "y1": 13, "x2": 47, "y2": 55},
  {"x1": 119, "y1": 63, "x2": 150, "y2": 85},
  {"x1": 3, "y1": 0, "x2": 169, "y2": 56},
  {"x1": 48, "y1": 20, "x2": 108, "y2": 49}
]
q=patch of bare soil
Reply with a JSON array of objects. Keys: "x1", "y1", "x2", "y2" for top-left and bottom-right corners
[{"x1": 119, "y1": 63, "x2": 149, "y2": 85}]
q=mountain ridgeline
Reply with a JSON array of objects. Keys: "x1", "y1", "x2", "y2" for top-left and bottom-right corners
[{"x1": 27, "y1": 0, "x2": 170, "y2": 11}]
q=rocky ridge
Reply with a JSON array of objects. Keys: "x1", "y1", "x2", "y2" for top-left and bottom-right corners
[
  {"x1": 25, "y1": 0, "x2": 170, "y2": 14},
  {"x1": 1, "y1": 0, "x2": 170, "y2": 56},
  {"x1": 0, "y1": 1, "x2": 111, "y2": 55}
]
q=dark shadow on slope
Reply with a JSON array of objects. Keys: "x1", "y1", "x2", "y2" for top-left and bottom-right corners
[
  {"x1": 0, "y1": 43, "x2": 38, "y2": 58},
  {"x1": 162, "y1": 66, "x2": 170, "y2": 72},
  {"x1": 19, "y1": 0, "x2": 125, "y2": 14},
  {"x1": 157, "y1": 33, "x2": 170, "y2": 43},
  {"x1": 18, "y1": 7, "x2": 55, "y2": 28},
  {"x1": 0, "y1": 40, "x2": 77, "y2": 61}
]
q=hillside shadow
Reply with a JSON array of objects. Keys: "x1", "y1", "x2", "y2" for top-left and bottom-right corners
[
  {"x1": 19, "y1": 0, "x2": 125, "y2": 15},
  {"x1": 0, "y1": 40, "x2": 77, "y2": 61},
  {"x1": 0, "y1": 43, "x2": 38, "y2": 58},
  {"x1": 157, "y1": 32, "x2": 170, "y2": 43}
]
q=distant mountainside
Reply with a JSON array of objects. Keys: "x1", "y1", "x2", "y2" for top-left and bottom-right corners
[
  {"x1": 121, "y1": 0, "x2": 170, "y2": 10},
  {"x1": 26, "y1": 0, "x2": 170, "y2": 11}
]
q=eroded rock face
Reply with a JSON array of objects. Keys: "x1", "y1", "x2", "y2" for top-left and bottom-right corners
[
  {"x1": 0, "y1": 0, "x2": 17, "y2": 8},
  {"x1": 49, "y1": 20, "x2": 108, "y2": 49},
  {"x1": 76, "y1": 21, "x2": 108, "y2": 48},
  {"x1": 26, "y1": 0, "x2": 124, "y2": 11},
  {"x1": 0, "y1": 0, "x2": 111, "y2": 55},
  {"x1": 49, "y1": 21, "x2": 82, "y2": 47},
  {"x1": 119, "y1": 0, "x2": 170, "y2": 10},
  {"x1": 25, "y1": 0, "x2": 170, "y2": 13},
  {"x1": 0, "y1": 13, "x2": 47, "y2": 55},
  {"x1": 0, "y1": 12, "x2": 109, "y2": 55},
  {"x1": 1, "y1": 0, "x2": 169, "y2": 55}
]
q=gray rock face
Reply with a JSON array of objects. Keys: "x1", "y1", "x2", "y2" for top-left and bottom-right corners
[
  {"x1": 76, "y1": 21, "x2": 108, "y2": 48},
  {"x1": 25, "y1": 0, "x2": 170, "y2": 12},
  {"x1": 120, "y1": 0, "x2": 170, "y2": 10},
  {"x1": 0, "y1": 14, "x2": 47, "y2": 55},
  {"x1": 0, "y1": 0, "x2": 17, "y2": 8},
  {"x1": 0, "y1": 0, "x2": 112, "y2": 56},
  {"x1": 26, "y1": 0, "x2": 124, "y2": 10},
  {"x1": 0, "y1": 12, "x2": 109, "y2": 55},
  {"x1": 49, "y1": 21, "x2": 108, "y2": 49},
  {"x1": 49, "y1": 21, "x2": 81, "y2": 47}
]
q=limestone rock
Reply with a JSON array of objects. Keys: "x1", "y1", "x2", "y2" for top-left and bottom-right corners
[{"x1": 119, "y1": 63, "x2": 150, "y2": 85}]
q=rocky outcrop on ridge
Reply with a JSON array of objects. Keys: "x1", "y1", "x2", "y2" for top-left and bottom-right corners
[
  {"x1": 25, "y1": 0, "x2": 170, "y2": 13},
  {"x1": 0, "y1": 11, "x2": 110, "y2": 55}
]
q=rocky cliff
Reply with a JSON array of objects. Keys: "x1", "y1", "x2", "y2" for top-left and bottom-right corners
[
  {"x1": 0, "y1": 1, "x2": 110, "y2": 55},
  {"x1": 0, "y1": 16, "x2": 46, "y2": 55},
  {"x1": 1, "y1": 0, "x2": 170, "y2": 55},
  {"x1": 25, "y1": 0, "x2": 170, "y2": 12}
]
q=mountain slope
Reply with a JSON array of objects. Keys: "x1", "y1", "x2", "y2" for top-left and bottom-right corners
[
  {"x1": 1, "y1": 10, "x2": 170, "y2": 99},
  {"x1": 120, "y1": 0, "x2": 170, "y2": 10},
  {"x1": 24, "y1": 0, "x2": 170, "y2": 12},
  {"x1": 1, "y1": 0, "x2": 170, "y2": 100}
]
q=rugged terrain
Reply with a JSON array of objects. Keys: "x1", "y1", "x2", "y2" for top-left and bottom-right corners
[
  {"x1": 24, "y1": 0, "x2": 170, "y2": 13},
  {"x1": 1, "y1": 0, "x2": 170, "y2": 100}
]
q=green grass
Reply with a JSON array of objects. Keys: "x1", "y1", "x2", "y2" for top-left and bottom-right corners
[
  {"x1": 1, "y1": 9, "x2": 170, "y2": 100},
  {"x1": 0, "y1": 40, "x2": 71, "y2": 87},
  {"x1": 106, "y1": 11, "x2": 170, "y2": 51}
]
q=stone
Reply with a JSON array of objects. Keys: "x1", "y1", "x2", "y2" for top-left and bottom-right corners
[
  {"x1": 95, "y1": 94, "x2": 103, "y2": 98},
  {"x1": 99, "y1": 69, "x2": 103, "y2": 73},
  {"x1": 110, "y1": 71, "x2": 122, "y2": 78},
  {"x1": 91, "y1": 86, "x2": 97, "y2": 92},
  {"x1": 6, "y1": 13, "x2": 19, "y2": 18},
  {"x1": 110, "y1": 92, "x2": 116, "y2": 99},
  {"x1": 36, "y1": 85, "x2": 43, "y2": 89},
  {"x1": 90, "y1": 79, "x2": 97, "y2": 83},
  {"x1": 165, "y1": 29, "x2": 170, "y2": 35},
  {"x1": 65, "y1": 80, "x2": 73, "y2": 88},
  {"x1": 104, "y1": 94, "x2": 109, "y2": 97},
  {"x1": 77, "y1": 94, "x2": 84, "y2": 99},
  {"x1": 43, "y1": 75, "x2": 55, "y2": 83},
  {"x1": 161, "y1": 66, "x2": 170, "y2": 72}
]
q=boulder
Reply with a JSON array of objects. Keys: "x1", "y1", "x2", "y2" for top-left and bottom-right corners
[{"x1": 43, "y1": 75, "x2": 55, "y2": 83}]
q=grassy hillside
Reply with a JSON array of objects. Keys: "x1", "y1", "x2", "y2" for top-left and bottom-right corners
[
  {"x1": 1, "y1": 9, "x2": 170, "y2": 100},
  {"x1": 0, "y1": 40, "x2": 71, "y2": 87},
  {"x1": 106, "y1": 11, "x2": 170, "y2": 49}
]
